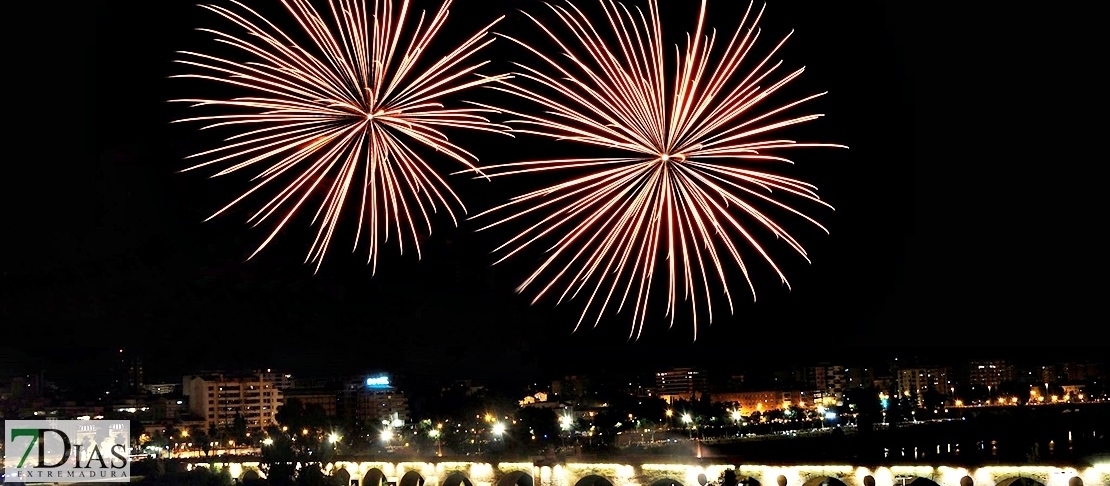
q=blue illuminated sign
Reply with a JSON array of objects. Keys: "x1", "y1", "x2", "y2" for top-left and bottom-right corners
[{"x1": 366, "y1": 375, "x2": 391, "y2": 388}]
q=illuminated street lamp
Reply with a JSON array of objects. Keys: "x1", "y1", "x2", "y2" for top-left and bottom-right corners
[
  {"x1": 492, "y1": 422, "x2": 506, "y2": 437},
  {"x1": 429, "y1": 428, "x2": 442, "y2": 457},
  {"x1": 328, "y1": 433, "x2": 340, "y2": 444},
  {"x1": 681, "y1": 413, "x2": 693, "y2": 439},
  {"x1": 560, "y1": 415, "x2": 574, "y2": 430},
  {"x1": 381, "y1": 429, "x2": 394, "y2": 443}
]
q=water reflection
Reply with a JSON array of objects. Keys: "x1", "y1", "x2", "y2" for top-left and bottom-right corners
[{"x1": 879, "y1": 429, "x2": 1100, "y2": 461}]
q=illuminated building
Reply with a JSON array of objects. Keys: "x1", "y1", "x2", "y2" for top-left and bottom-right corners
[
  {"x1": 142, "y1": 383, "x2": 179, "y2": 395},
  {"x1": 183, "y1": 373, "x2": 283, "y2": 430},
  {"x1": 896, "y1": 368, "x2": 950, "y2": 399},
  {"x1": 968, "y1": 361, "x2": 1014, "y2": 389},
  {"x1": 654, "y1": 368, "x2": 707, "y2": 402},
  {"x1": 256, "y1": 369, "x2": 296, "y2": 390},
  {"x1": 713, "y1": 390, "x2": 818, "y2": 415},
  {"x1": 338, "y1": 374, "x2": 410, "y2": 425}
]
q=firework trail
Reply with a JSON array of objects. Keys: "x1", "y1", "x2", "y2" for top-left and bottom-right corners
[
  {"x1": 468, "y1": 0, "x2": 846, "y2": 339},
  {"x1": 173, "y1": 0, "x2": 509, "y2": 272}
]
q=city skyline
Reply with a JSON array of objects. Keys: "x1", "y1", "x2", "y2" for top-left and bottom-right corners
[{"x1": 3, "y1": 346, "x2": 1105, "y2": 397}]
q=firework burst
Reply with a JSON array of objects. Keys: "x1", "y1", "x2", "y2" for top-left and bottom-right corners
[
  {"x1": 469, "y1": 0, "x2": 847, "y2": 339},
  {"x1": 173, "y1": 0, "x2": 509, "y2": 271}
]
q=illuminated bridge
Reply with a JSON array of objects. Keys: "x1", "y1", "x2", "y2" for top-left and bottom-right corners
[{"x1": 189, "y1": 459, "x2": 1110, "y2": 486}]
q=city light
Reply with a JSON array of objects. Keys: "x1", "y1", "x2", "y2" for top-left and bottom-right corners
[
  {"x1": 328, "y1": 433, "x2": 340, "y2": 444},
  {"x1": 730, "y1": 410, "x2": 742, "y2": 422},
  {"x1": 429, "y1": 429, "x2": 440, "y2": 438},
  {"x1": 380, "y1": 430, "x2": 393, "y2": 442},
  {"x1": 681, "y1": 413, "x2": 692, "y2": 424},
  {"x1": 560, "y1": 415, "x2": 574, "y2": 430},
  {"x1": 262, "y1": 438, "x2": 273, "y2": 446},
  {"x1": 492, "y1": 423, "x2": 506, "y2": 436}
]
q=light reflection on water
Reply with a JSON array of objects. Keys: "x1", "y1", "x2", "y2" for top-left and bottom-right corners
[{"x1": 882, "y1": 430, "x2": 1095, "y2": 460}]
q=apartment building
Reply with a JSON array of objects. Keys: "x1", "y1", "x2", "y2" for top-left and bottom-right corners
[{"x1": 183, "y1": 373, "x2": 283, "y2": 431}]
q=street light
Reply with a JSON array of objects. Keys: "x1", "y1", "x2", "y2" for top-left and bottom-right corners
[
  {"x1": 262, "y1": 438, "x2": 273, "y2": 446},
  {"x1": 559, "y1": 415, "x2": 574, "y2": 430},
  {"x1": 328, "y1": 433, "x2": 340, "y2": 444},
  {"x1": 492, "y1": 423, "x2": 506, "y2": 436},
  {"x1": 429, "y1": 428, "x2": 442, "y2": 457},
  {"x1": 381, "y1": 430, "x2": 393, "y2": 443}
]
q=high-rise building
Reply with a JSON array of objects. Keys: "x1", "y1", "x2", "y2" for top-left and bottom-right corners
[
  {"x1": 113, "y1": 349, "x2": 143, "y2": 395},
  {"x1": 183, "y1": 373, "x2": 283, "y2": 431},
  {"x1": 338, "y1": 374, "x2": 410, "y2": 425},
  {"x1": 812, "y1": 365, "x2": 847, "y2": 400},
  {"x1": 257, "y1": 369, "x2": 295, "y2": 390},
  {"x1": 654, "y1": 368, "x2": 708, "y2": 401},
  {"x1": 968, "y1": 361, "x2": 1014, "y2": 389},
  {"x1": 1061, "y1": 361, "x2": 1103, "y2": 382},
  {"x1": 283, "y1": 388, "x2": 339, "y2": 418},
  {"x1": 896, "y1": 368, "x2": 951, "y2": 400},
  {"x1": 844, "y1": 367, "x2": 877, "y2": 390}
]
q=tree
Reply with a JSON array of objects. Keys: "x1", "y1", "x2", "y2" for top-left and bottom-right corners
[
  {"x1": 229, "y1": 413, "x2": 248, "y2": 444},
  {"x1": 515, "y1": 407, "x2": 559, "y2": 443},
  {"x1": 921, "y1": 389, "x2": 946, "y2": 412},
  {"x1": 190, "y1": 426, "x2": 212, "y2": 457}
]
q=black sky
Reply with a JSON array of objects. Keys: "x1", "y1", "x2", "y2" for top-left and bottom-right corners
[{"x1": 2, "y1": 0, "x2": 1101, "y2": 384}]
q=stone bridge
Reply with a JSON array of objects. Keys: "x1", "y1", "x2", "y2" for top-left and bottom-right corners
[{"x1": 191, "y1": 460, "x2": 1110, "y2": 486}]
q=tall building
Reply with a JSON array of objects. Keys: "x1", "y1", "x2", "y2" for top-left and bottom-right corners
[
  {"x1": 339, "y1": 375, "x2": 410, "y2": 425},
  {"x1": 283, "y1": 388, "x2": 339, "y2": 417},
  {"x1": 654, "y1": 368, "x2": 708, "y2": 401},
  {"x1": 968, "y1": 361, "x2": 1015, "y2": 388},
  {"x1": 257, "y1": 369, "x2": 295, "y2": 390},
  {"x1": 1061, "y1": 361, "x2": 1103, "y2": 382},
  {"x1": 183, "y1": 373, "x2": 283, "y2": 431},
  {"x1": 844, "y1": 367, "x2": 877, "y2": 390},
  {"x1": 896, "y1": 368, "x2": 951, "y2": 399},
  {"x1": 812, "y1": 365, "x2": 847, "y2": 400},
  {"x1": 113, "y1": 349, "x2": 143, "y2": 395}
]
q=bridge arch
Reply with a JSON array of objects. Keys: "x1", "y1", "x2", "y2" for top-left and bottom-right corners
[
  {"x1": 800, "y1": 478, "x2": 848, "y2": 486},
  {"x1": 995, "y1": 479, "x2": 1046, "y2": 486},
  {"x1": 575, "y1": 475, "x2": 615, "y2": 486},
  {"x1": 650, "y1": 478, "x2": 685, "y2": 486},
  {"x1": 443, "y1": 472, "x2": 476, "y2": 486},
  {"x1": 401, "y1": 471, "x2": 425, "y2": 486},
  {"x1": 334, "y1": 468, "x2": 351, "y2": 486},
  {"x1": 364, "y1": 468, "x2": 388, "y2": 486},
  {"x1": 498, "y1": 471, "x2": 534, "y2": 486}
]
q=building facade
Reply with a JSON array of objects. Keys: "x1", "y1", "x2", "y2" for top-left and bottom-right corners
[
  {"x1": 654, "y1": 368, "x2": 708, "y2": 402},
  {"x1": 283, "y1": 388, "x2": 339, "y2": 418},
  {"x1": 896, "y1": 368, "x2": 951, "y2": 398},
  {"x1": 257, "y1": 370, "x2": 296, "y2": 390},
  {"x1": 713, "y1": 390, "x2": 822, "y2": 416},
  {"x1": 967, "y1": 361, "x2": 1015, "y2": 389},
  {"x1": 184, "y1": 373, "x2": 283, "y2": 431}
]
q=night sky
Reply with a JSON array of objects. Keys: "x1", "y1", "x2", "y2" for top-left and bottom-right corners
[{"x1": 2, "y1": 1, "x2": 1099, "y2": 385}]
